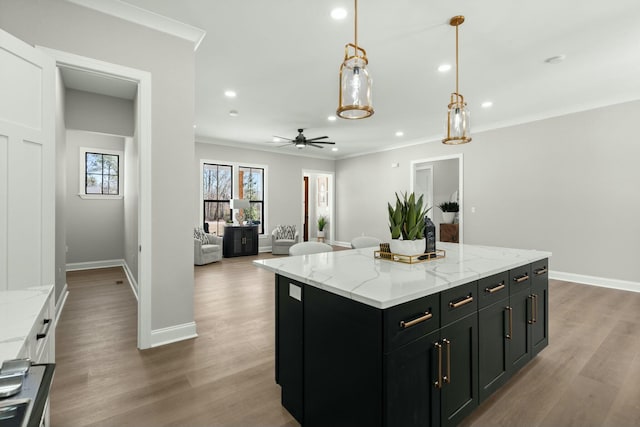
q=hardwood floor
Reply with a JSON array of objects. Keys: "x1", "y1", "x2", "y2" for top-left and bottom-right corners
[{"x1": 52, "y1": 257, "x2": 640, "y2": 426}]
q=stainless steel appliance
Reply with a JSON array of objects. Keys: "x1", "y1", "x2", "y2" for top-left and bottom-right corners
[{"x1": 0, "y1": 362, "x2": 55, "y2": 427}]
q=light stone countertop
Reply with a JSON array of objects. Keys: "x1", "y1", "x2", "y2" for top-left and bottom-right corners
[
  {"x1": 0, "y1": 285, "x2": 54, "y2": 362},
  {"x1": 253, "y1": 242, "x2": 551, "y2": 309}
]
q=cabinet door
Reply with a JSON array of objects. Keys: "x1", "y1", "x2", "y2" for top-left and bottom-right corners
[
  {"x1": 507, "y1": 289, "x2": 532, "y2": 374},
  {"x1": 478, "y1": 300, "x2": 509, "y2": 402},
  {"x1": 276, "y1": 277, "x2": 304, "y2": 423},
  {"x1": 385, "y1": 330, "x2": 440, "y2": 427},
  {"x1": 531, "y1": 261, "x2": 549, "y2": 356},
  {"x1": 440, "y1": 313, "x2": 478, "y2": 427}
]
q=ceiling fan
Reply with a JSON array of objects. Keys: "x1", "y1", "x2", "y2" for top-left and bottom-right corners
[{"x1": 271, "y1": 129, "x2": 336, "y2": 149}]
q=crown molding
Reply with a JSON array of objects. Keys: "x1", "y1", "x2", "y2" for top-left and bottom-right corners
[{"x1": 65, "y1": 0, "x2": 206, "y2": 51}]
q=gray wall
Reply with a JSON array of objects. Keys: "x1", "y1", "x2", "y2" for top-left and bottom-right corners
[
  {"x1": 65, "y1": 130, "x2": 125, "y2": 263},
  {"x1": 0, "y1": 0, "x2": 196, "y2": 332},
  {"x1": 65, "y1": 89, "x2": 134, "y2": 136},
  {"x1": 195, "y1": 142, "x2": 335, "y2": 248},
  {"x1": 54, "y1": 68, "x2": 67, "y2": 301},
  {"x1": 336, "y1": 101, "x2": 640, "y2": 283}
]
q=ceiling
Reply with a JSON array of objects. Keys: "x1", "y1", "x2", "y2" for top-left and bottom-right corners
[{"x1": 76, "y1": 0, "x2": 640, "y2": 159}]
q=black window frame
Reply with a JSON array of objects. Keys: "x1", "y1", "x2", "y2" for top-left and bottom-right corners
[
  {"x1": 240, "y1": 166, "x2": 265, "y2": 235},
  {"x1": 203, "y1": 163, "x2": 234, "y2": 236},
  {"x1": 85, "y1": 151, "x2": 120, "y2": 195}
]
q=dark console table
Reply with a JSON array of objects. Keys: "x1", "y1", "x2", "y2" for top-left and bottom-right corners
[{"x1": 223, "y1": 225, "x2": 258, "y2": 257}]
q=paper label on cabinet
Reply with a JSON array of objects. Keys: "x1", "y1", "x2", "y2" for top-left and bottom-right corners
[{"x1": 289, "y1": 283, "x2": 302, "y2": 301}]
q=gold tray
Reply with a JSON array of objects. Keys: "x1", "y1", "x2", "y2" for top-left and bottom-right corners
[{"x1": 374, "y1": 249, "x2": 446, "y2": 264}]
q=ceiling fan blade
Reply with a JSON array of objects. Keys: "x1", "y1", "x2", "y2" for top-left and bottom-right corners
[
  {"x1": 272, "y1": 135, "x2": 294, "y2": 142},
  {"x1": 307, "y1": 143, "x2": 325, "y2": 149},
  {"x1": 306, "y1": 136, "x2": 329, "y2": 142},
  {"x1": 312, "y1": 141, "x2": 335, "y2": 145}
]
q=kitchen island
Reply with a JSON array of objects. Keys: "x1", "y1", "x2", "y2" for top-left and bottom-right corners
[{"x1": 254, "y1": 242, "x2": 551, "y2": 427}]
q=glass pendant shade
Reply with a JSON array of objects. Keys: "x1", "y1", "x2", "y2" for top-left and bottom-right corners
[
  {"x1": 443, "y1": 93, "x2": 472, "y2": 144},
  {"x1": 337, "y1": 44, "x2": 373, "y2": 119}
]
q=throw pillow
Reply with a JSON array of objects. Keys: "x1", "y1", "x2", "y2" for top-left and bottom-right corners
[
  {"x1": 276, "y1": 225, "x2": 296, "y2": 240},
  {"x1": 194, "y1": 226, "x2": 208, "y2": 244}
]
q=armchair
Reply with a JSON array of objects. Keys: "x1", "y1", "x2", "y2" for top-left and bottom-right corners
[
  {"x1": 194, "y1": 227, "x2": 223, "y2": 265},
  {"x1": 271, "y1": 225, "x2": 299, "y2": 255}
]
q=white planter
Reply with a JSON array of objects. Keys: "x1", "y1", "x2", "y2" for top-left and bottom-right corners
[
  {"x1": 317, "y1": 230, "x2": 325, "y2": 238},
  {"x1": 389, "y1": 239, "x2": 426, "y2": 255},
  {"x1": 442, "y1": 212, "x2": 456, "y2": 224}
]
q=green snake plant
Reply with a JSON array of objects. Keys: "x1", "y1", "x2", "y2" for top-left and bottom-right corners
[{"x1": 388, "y1": 192, "x2": 431, "y2": 240}]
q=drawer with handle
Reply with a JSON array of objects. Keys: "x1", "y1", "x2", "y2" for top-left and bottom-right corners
[
  {"x1": 531, "y1": 259, "x2": 548, "y2": 279},
  {"x1": 383, "y1": 293, "x2": 440, "y2": 353},
  {"x1": 477, "y1": 272, "x2": 509, "y2": 309},
  {"x1": 441, "y1": 281, "x2": 477, "y2": 326},
  {"x1": 509, "y1": 264, "x2": 532, "y2": 295}
]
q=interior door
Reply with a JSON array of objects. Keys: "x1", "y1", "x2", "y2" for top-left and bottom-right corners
[{"x1": 0, "y1": 29, "x2": 55, "y2": 290}]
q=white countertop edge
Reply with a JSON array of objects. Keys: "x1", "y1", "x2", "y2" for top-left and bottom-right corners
[{"x1": 253, "y1": 248, "x2": 551, "y2": 309}]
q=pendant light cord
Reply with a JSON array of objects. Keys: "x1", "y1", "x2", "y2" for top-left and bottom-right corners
[
  {"x1": 455, "y1": 22, "x2": 459, "y2": 95},
  {"x1": 354, "y1": 0, "x2": 358, "y2": 52}
]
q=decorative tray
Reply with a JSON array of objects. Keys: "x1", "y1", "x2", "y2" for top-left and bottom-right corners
[{"x1": 374, "y1": 249, "x2": 446, "y2": 264}]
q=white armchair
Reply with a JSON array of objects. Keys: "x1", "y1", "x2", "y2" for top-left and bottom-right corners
[
  {"x1": 271, "y1": 225, "x2": 299, "y2": 255},
  {"x1": 194, "y1": 228, "x2": 223, "y2": 265}
]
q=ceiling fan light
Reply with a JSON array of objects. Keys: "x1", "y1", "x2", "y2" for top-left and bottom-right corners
[{"x1": 295, "y1": 141, "x2": 306, "y2": 148}]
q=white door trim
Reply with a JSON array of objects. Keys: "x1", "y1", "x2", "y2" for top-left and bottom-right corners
[{"x1": 38, "y1": 47, "x2": 153, "y2": 349}]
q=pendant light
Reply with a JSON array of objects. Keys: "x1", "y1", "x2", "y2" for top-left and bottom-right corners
[
  {"x1": 443, "y1": 15, "x2": 471, "y2": 144},
  {"x1": 337, "y1": 0, "x2": 374, "y2": 119}
]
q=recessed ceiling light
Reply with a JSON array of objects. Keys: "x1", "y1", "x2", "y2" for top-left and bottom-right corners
[
  {"x1": 395, "y1": 131, "x2": 404, "y2": 137},
  {"x1": 544, "y1": 55, "x2": 566, "y2": 64},
  {"x1": 481, "y1": 101, "x2": 493, "y2": 108},
  {"x1": 229, "y1": 110, "x2": 239, "y2": 117},
  {"x1": 193, "y1": 124, "x2": 197, "y2": 129},
  {"x1": 331, "y1": 147, "x2": 339, "y2": 152},
  {"x1": 438, "y1": 64, "x2": 452, "y2": 73},
  {"x1": 328, "y1": 115, "x2": 337, "y2": 121},
  {"x1": 331, "y1": 8, "x2": 347, "y2": 20},
  {"x1": 224, "y1": 90, "x2": 237, "y2": 98}
]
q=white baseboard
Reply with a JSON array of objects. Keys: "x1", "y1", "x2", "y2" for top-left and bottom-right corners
[
  {"x1": 550, "y1": 271, "x2": 640, "y2": 293},
  {"x1": 55, "y1": 283, "x2": 69, "y2": 325},
  {"x1": 150, "y1": 322, "x2": 198, "y2": 347},
  {"x1": 122, "y1": 261, "x2": 139, "y2": 300},
  {"x1": 259, "y1": 246, "x2": 272, "y2": 253},
  {"x1": 66, "y1": 259, "x2": 124, "y2": 271}
]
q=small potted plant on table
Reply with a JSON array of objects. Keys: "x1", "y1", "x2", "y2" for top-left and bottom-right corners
[
  {"x1": 388, "y1": 192, "x2": 431, "y2": 255},
  {"x1": 438, "y1": 201, "x2": 459, "y2": 224},
  {"x1": 317, "y1": 215, "x2": 327, "y2": 242}
]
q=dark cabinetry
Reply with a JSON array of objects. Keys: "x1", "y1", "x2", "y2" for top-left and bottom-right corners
[
  {"x1": 275, "y1": 259, "x2": 549, "y2": 427},
  {"x1": 223, "y1": 225, "x2": 258, "y2": 257}
]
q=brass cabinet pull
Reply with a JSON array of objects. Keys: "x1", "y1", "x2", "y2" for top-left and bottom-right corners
[
  {"x1": 534, "y1": 267, "x2": 548, "y2": 276},
  {"x1": 449, "y1": 294, "x2": 473, "y2": 308},
  {"x1": 399, "y1": 311, "x2": 433, "y2": 329},
  {"x1": 485, "y1": 282, "x2": 505, "y2": 294},
  {"x1": 513, "y1": 274, "x2": 529, "y2": 283},
  {"x1": 434, "y1": 342, "x2": 443, "y2": 389},
  {"x1": 443, "y1": 338, "x2": 451, "y2": 384},
  {"x1": 532, "y1": 293, "x2": 538, "y2": 323},
  {"x1": 506, "y1": 306, "x2": 512, "y2": 339}
]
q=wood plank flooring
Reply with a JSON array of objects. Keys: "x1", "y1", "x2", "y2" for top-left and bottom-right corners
[{"x1": 51, "y1": 257, "x2": 640, "y2": 426}]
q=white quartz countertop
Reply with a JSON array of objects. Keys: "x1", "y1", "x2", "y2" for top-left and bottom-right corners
[
  {"x1": 253, "y1": 242, "x2": 551, "y2": 309},
  {"x1": 0, "y1": 285, "x2": 54, "y2": 362}
]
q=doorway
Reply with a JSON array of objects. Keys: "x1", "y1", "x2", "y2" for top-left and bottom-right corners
[
  {"x1": 302, "y1": 170, "x2": 335, "y2": 243},
  {"x1": 41, "y1": 47, "x2": 153, "y2": 349},
  {"x1": 410, "y1": 154, "x2": 463, "y2": 243}
]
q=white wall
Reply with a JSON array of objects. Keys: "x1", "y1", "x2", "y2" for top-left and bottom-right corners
[
  {"x1": 65, "y1": 130, "x2": 125, "y2": 263},
  {"x1": 123, "y1": 109, "x2": 139, "y2": 291},
  {"x1": 65, "y1": 89, "x2": 134, "y2": 136},
  {"x1": 0, "y1": 0, "x2": 197, "y2": 333},
  {"x1": 336, "y1": 101, "x2": 640, "y2": 284},
  {"x1": 195, "y1": 141, "x2": 335, "y2": 249}
]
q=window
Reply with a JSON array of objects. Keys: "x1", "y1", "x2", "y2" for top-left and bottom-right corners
[
  {"x1": 239, "y1": 166, "x2": 264, "y2": 234},
  {"x1": 85, "y1": 152, "x2": 119, "y2": 195},
  {"x1": 203, "y1": 163, "x2": 233, "y2": 236},
  {"x1": 201, "y1": 161, "x2": 267, "y2": 236},
  {"x1": 79, "y1": 147, "x2": 123, "y2": 199}
]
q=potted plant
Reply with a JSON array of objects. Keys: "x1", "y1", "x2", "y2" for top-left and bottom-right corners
[
  {"x1": 388, "y1": 192, "x2": 431, "y2": 254},
  {"x1": 317, "y1": 215, "x2": 327, "y2": 240},
  {"x1": 438, "y1": 201, "x2": 459, "y2": 224}
]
